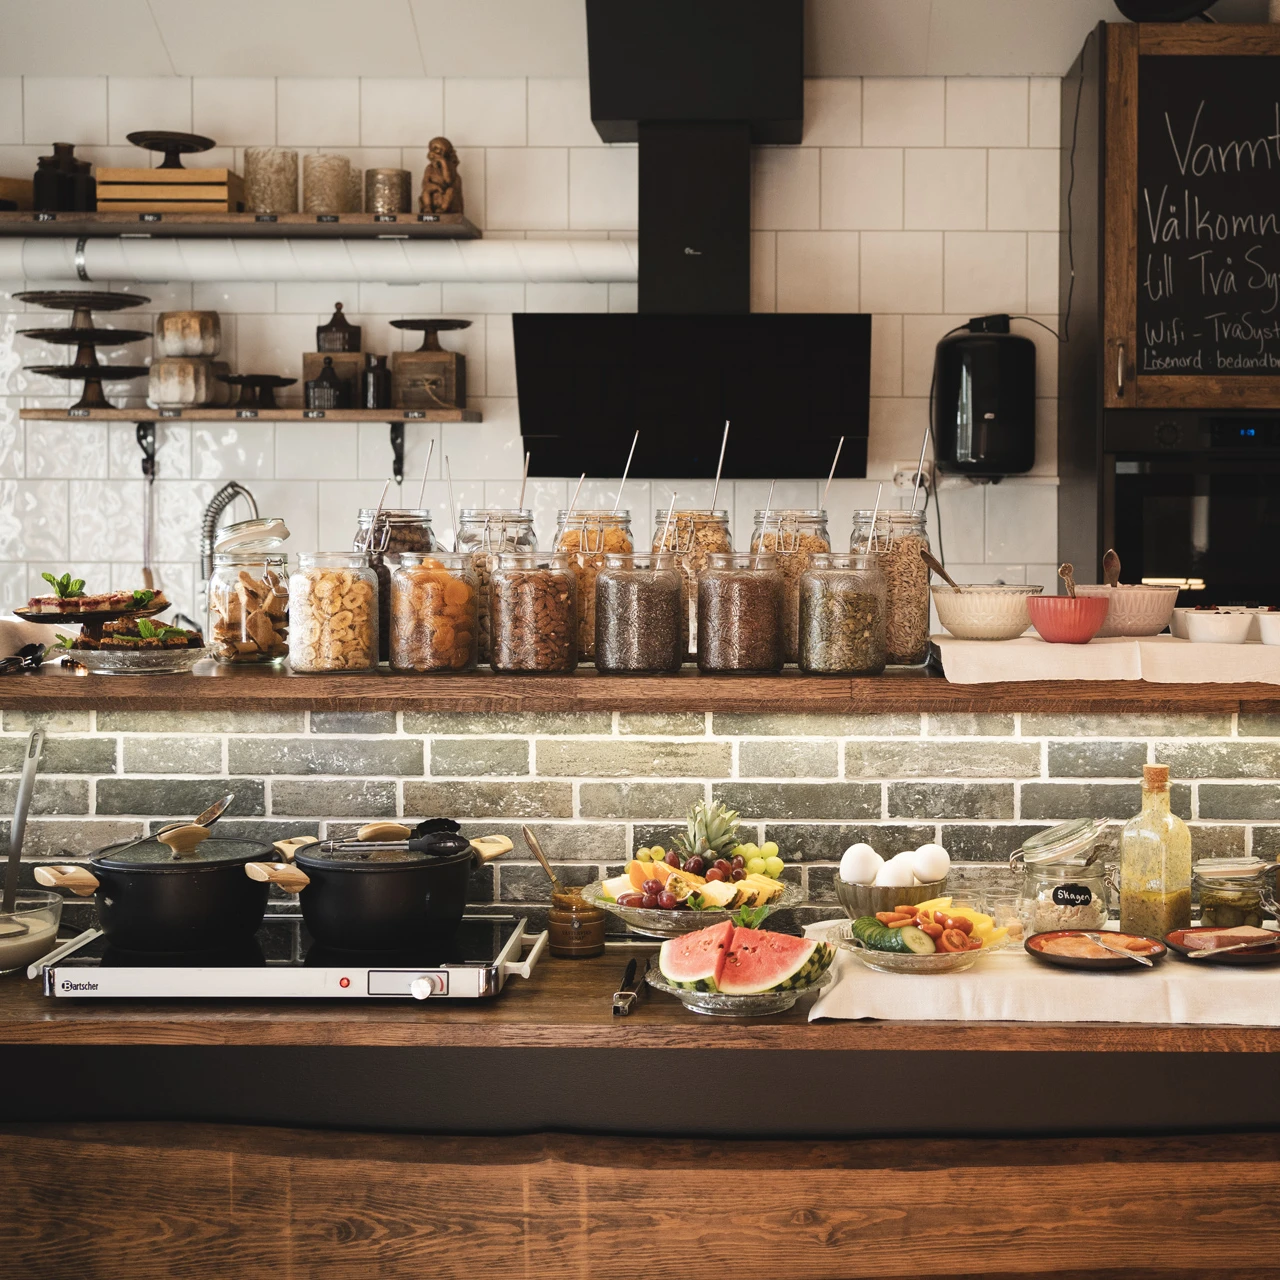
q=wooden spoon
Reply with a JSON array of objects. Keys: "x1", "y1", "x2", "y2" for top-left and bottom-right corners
[
  {"x1": 1058, "y1": 563, "x2": 1077, "y2": 599},
  {"x1": 920, "y1": 549, "x2": 962, "y2": 592},
  {"x1": 1102, "y1": 548, "x2": 1122, "y2": 588},
  {"x1": 521, "y1": 826, "x2": 564, "y2": 895}
]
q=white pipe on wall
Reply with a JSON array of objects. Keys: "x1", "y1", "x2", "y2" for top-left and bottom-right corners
[{"x1": 7, "y1": 237, "x2": 639, "y2": 285}]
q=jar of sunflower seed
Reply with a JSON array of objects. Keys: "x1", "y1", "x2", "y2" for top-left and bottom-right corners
[
  {"x1": 288, "y1": 552, "x2": 378, "y2": 672},
  {"x1": 750, "y1": 509, "x2": 830, "y2": 664},
  {"x1": 652, "y1": 508, "x2": 732, "y2": 658},
  {"x1": 454, "y1": 508, "x2": 537, "y2": 663},
  {"x1": 850, "y1": 509, "x2": 931, "y2": 666},
  {"x1": 554, "y1": 509, "x2": 633, "y2": 661}
]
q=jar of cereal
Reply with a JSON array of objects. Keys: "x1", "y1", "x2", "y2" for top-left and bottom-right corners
[
  {"x1": 288, "y1": 552, "x2": 378, "y2": 672},
  {"x1": 390, "y1": 553, "x2": 479, "y2": 672},
  {"x1": 850, "y1": 509, "x2": 931, "y2": 666},
  {"x1": 751, "y1": 509, "x2": 831, "y2": 664},
  {"x1": 353, "y1": 507, "x2": 434, "y2": 662},
  {"x1": 697, "y1": 552, "x2": 785, "y2": 675},
  {"x1": 554, "y1": 510, "x2": 632, "y2": 661}
]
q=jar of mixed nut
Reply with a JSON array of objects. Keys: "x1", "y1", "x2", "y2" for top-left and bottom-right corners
[
  {"x1": 799, "y1": 552, "x2": 887, "y2": 676},
  {"x1": 288, "y1": 552, "x2": 378, "y2": 672},
  {"x1": 554, "y1": 510, "x2": 633, "y2": 661},
  {"x1": 455, "y1": 509, "x2": 537, "y2": 663},
  {"x1": 490, "y1": 552, "x2": 577, "y2": 674},
  {"x1": 850, "y1": 509, "x2": 931, "y2": 666},
  {"x1": 697, "y1": 552, "x2": 785, "y2": 675},
  {"x1": 390, "y1": 553, "x2": 479, "y2": 673},
  {"x1": 208, "y1": 549, "x2": 290, "y2": 664},
  {"x1": 1193, "y1": 858, "x2": 1275, "y2": 928},
  {"x1": 652, "y1": 508, "x2": 733, "y2": 657},
  {"x1": 353, "y1": 508, "x2": 435, "y2": 662},
  {"x1": 751, "y1": 509, "x2": 831, "y2": 663},
  {"x1": 595, "y1": 553, "x2": 683, "y2": 675}
]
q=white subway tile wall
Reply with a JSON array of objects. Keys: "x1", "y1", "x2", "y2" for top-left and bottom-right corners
[{"x1": 0, "y1": 74, "x2": 1062, "y2": 619}]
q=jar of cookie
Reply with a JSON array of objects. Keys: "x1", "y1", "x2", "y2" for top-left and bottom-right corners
[
  {"x1": 554, "y1": 510, "x2": 632, "y2": 661},
  {"x1": 288, "y1": 552, "x2": 379, "y2": 672},
  {"x1": 454, "y1": 509, "x2": 537, "y2": 663},
  {"x1": 390, "y1": 553, "x2": 479, "y2": 672},
  {"x1": 208, "y1": 550, "x2": 290, "y2": 665},
  {"x1": 489, "y1": 553, "x2": 577, "y2": 674}
]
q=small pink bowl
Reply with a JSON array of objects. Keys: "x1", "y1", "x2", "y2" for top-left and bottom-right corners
[{"x1": 1027, "y1": 594, "x2": 1111, "y2": 644}]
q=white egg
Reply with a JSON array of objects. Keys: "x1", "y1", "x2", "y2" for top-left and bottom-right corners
[
  {"x1": 839, "y1": 843, "x2": 883, "y2": 885},
  {"x1": 911, "y1": 842, "x2": 951, "y2": 884},
  {"x1": 873, "y1": 858, "x2": 917, "y2": 888},
  {"x1": 889, "y1": 850, "x2": 917, "y2": 866}
]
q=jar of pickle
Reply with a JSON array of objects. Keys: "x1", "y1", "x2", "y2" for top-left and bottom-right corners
[
  {"x1": 751, "y1": 510, "x2": 830, "y2": 664},
  {"x1": 206, "y1": 518, "x2": 290, "y2": 665},
  {"x1": 353, "y1": 508, "x2": 435, "y2": 662},
  {"x1": 697, "y1": 552, "x2": 784, "y2": 675},
  {"x1": 595, "y1": 553, "x2": 683, "y2": 674},
  {"x1": 554, "y1": 509, "x2": 633, "y2": 661},
  {"x1": 850, "y1": 509, "x2": 931, "y2": 666},
  {"x1": 390, "y1": 553, "x2": 479, "y2": 672},
  {"x1": 652, "y1": 508, "x2": 733, "y2": 657},
  {"x1": 1193, "y1": 858, "x2": 1275, "y2": 928},
  {"x1": 489, "y1": 552, "x2": 577, "y2": 674},
  {"x1": 288, "y1": 552, "x2": 378, "y2": 672},
  {"x1": 798, "y1": 552, "x2": 887, "y2": 676},
  {"x1": 454, "y1": 509, "x2": 537, "y2": 663}
]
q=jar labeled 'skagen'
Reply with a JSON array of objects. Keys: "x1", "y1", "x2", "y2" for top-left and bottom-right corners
[
  {"x1": 288, "y1": 552, "x2": 378, "y2": 672},
  {"x1": 489, "y1": 553, "x2": 577, "y2": 674},
  {"x1": 555, "y1": 509, "x2": 633, "y2": 660},
  {"x1": 390, "y1": 553, "x2": 479, "y2": 672},
  {"x1": 751, "y1": 510, "x2": 830, "y2": 664},
  {"x1": 850, "y1": 509, "x2": 931, "y2": 666},
  {"x1": 697, "y1": 552, "x2": 785, "y2": 675},
  {"x1": 653, "y1": 509, "x2": 732, "y2": 657},
  {"x1": 354, "y1": 508, "x2": 435, "y2": 663},
  {"x1": 798, "y1": 552, "x2": 887, "y2": 676},
  {"x1": 454, "y1": 509, "x2": 537, "y2": 663},
  {"x1": 1011, "y1": 819, "x2": 1113, "y2": 935},
  {"x1": 595, "y1": 553, "x2": 683, "y2": 675}
]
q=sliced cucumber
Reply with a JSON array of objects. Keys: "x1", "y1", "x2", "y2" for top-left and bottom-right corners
[{"x1": 897, "y1": 925, "x2": 937, "y2": 955}]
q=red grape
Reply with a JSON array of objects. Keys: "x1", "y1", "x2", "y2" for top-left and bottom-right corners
[
  {"x1": 642, "y1": 878, "x2": 663, "y2": 896},
  {"x1": 684, "y1": 855, "x2": 705, "y2": 875},
  {"x1": 705, "y1": 867, "x2": 725, "y2": 882},
  {"x1": 641, "y1": 893, "x2": 660, "y2": 909},
  {"x1": 732, "y1": 855, "x2": 745, "y2": 871},
  {"x1": 714, "y1": 859, "x2": 731, "y2": 874},
  {"x1": 664, "y1": 850, "x2": 680, "y2": 867},
  {"x1": 657, "y1": 891, "x2": 677, "y2": 909},
  {"x1": 617, "y1": 892, "x2": 644, "y2": 907},
  {"x1": 731, "y1": 868, "x2": 746, "y2": 882}
]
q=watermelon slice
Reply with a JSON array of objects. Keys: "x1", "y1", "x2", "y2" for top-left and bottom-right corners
[
  {"x1": 658, "y1": 920, "x2": 735, "y2": 991},
  {"x1": 717, "y1": 927, "x2": 834, "y2": 996}
]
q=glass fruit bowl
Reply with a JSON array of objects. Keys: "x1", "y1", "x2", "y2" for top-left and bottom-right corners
[
  {"x1": 580, "y1": 878, "x2": 804, "y2": 939},
  {"x1": 815, "y1": 918, "x2": 1009, "y2": 975},
  {"x1": 644, "y1": 955, "x2": 834, "y2": 1016}
]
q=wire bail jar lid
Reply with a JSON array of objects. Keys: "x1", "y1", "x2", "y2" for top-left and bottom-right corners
[
  {"x1": 214, "y1": 517, "x2": 290, "y2": 554},
  {"x1": 1192, "y1": 856, "x2": 1275, "y2": 881},
  {"x1": 1012, "y1": 818, "x2": 1108, "y2": 869}
]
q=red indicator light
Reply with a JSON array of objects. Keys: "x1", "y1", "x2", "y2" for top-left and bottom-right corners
[{"x1": 339, "y1": 977, "x2": 350, "y2": 988}]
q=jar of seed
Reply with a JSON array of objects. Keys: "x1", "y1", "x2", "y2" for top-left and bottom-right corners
[
  {"x1": 489, "y1": 552, "x2": 577, "y2": 674},
  {"x1": 595, "y1": 553, "x2": 684, "y2": 674},
  {"x1": 652, "y1": 508, "x2": 733, "y2": 658},
  {"x1": 554, "y1": 509, "x2": 633, "y2": 661},
  {"x1": 850, "y1": 509, "x2": 931, "y2": 666},
  {"x1": 454, "y1": 509, "x2": 537, "y2": 663},
  {"x1": 751, "y1": 509, "x2": 831, "y2": 664},
  {"x1": 353, "y1": 507, "x2": 435, "y2": 663},
  {"x1": 799, "y1": 552, "x2": 887, "y2": 676},
  {"x1": 390, "y1": 553, "x2": 479, "y2": 672},
  {"x1": 697, "y1": 552, "x2": 785, "y2": 675}
]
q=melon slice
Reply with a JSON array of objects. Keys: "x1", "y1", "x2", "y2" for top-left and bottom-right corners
[
  {"x1": 717, "y1": 928, "x2": 832, "y2": 996},
  {"x1": 658, "y1": 920, "x2": 735, "y2": 991},
  {"x1": 600, "y1": 874, "x2": 633, "y2": 902}
]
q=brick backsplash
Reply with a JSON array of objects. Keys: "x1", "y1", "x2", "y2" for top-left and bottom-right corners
[{"x1": 6, "y1": 709, "x2": 1280, "y2": 931}]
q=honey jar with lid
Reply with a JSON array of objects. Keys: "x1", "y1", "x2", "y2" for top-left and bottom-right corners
[{"x1": 548, "y1": 890, "x2": 606, "y2": 958}]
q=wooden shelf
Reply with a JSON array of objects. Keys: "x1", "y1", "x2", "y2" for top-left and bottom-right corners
[
  {"x1": 20, "y1": 407, "x2": 481, "y2": 423},
  {"x1": 0, "y1": 210, "x2": 480, "y2": 239}
]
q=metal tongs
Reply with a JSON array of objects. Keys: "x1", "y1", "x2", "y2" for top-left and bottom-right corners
[
  {"x1": 0, "y1": 643, "x2": 46, "y2": 677},
  {"x1": 613, "y1": 957, "x2": 647, "y2": 1016}
]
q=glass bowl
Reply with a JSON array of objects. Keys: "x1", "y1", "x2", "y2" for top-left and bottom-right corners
[
  {"x1": 815, "y1": 917, "x2": 1008, "y2": 975},
  {"x1": 931, "y1": 584, "x2": 1042, "y2": 641},
  {"x1": 0, "y1": 890, "x2": 63, "y2": 974},
  {"x1": 581, "y1": 878, "x2": 804, "y2": 938},
  {"x1": 69, "y1": 646, "x2": 208, "y2": 675},
  {"x1": 644, "y1": 955, "x2": 834, "y2": 1016}
]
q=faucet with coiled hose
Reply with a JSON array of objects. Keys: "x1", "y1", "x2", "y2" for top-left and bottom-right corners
[{"x1": 200, "y1": 482, "x2": 259, "y2": 581}]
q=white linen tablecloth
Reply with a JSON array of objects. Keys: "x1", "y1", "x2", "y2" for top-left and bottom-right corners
[{"x1": 804, "y1": 921, "x2": 1280, "y2": 1026}]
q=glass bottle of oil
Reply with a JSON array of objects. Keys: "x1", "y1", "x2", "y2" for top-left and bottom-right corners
[{"x1": 1119, "y1": 764, "x2": 1192, "y2": 937}]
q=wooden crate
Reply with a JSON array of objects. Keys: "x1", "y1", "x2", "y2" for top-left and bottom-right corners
[
  {"x1": 96, "y1": 168, "x2": 245, "y2": 213},
  {"x1": 0, "y1": 178, "x2": 33, "y2": 210}
]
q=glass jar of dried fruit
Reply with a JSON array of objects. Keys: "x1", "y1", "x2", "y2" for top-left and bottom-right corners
[
  {"x1": 390, "y1": 553, "x2": 479, "y2": 672},
  {"x1": 288, "y1": 552, "x2": 378, "y2": 673}
]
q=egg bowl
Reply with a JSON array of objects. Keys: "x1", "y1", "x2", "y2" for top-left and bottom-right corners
[
  {"x1": 834, "y1": 876, "x2": 948, "y2": 921},
  {"x1": 1074, "y1": 584, "x2": 1179, "y2": 637},
  {"x1": 931, "y1": 584, "x2": 1042, "y2": 641}
]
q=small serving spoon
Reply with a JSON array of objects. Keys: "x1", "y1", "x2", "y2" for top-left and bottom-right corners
[
  {"x1": 920, "y1": 549, "x2": 962, "y2": 592},
  {"x1": 101, "y1": 793, "x2": 234, "y2": 861},
  {"x1": 522, "y1": 826, "x2": 565, "y2": 896},
  {"x1": 1102, "y1": 548, "x2": 1122, "y2": 588},
  {"x1": 1058, "y1": 562, "x2": 1078, "y2": 599},
  {"x1": 1081, "y1": 932, "x2": 1155, "y2": 967}
]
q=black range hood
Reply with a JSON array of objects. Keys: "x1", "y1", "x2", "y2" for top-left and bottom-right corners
[{"x1": 514, "y1": 0, "x2": 870, "y2": 480}]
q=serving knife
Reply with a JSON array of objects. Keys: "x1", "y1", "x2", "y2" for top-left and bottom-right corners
[{"x1": 1185, "y1": 939, "x2": 1278, "y2": 960}]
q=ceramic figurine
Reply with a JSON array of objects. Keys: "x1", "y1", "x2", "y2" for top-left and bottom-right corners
[{"x1": 419, "y1": 137, "x2": 463, "y2": 215}]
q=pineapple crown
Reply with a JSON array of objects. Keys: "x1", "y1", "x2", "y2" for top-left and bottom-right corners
[{"x1": 673, "y1": 798, "x2": 741, "y2": 858}]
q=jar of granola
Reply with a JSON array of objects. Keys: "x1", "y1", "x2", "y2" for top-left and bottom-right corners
[
  {"x1": 554, "y1": 510, "x2": 633, "y2": 661},
  {"x1": 454, "y1": 509, "x2": 537, "y2": 663},
  {"x1": 595, "y1": 553, "x2": 683, "y2": 675},
  {"x1": 751, "y1": 509, "x2": 831, "y2": 663},
  {"x1": 652, "y1": 508, "x2": 732, "y2": 658},
  {"x1": 850, "y1": 509, "x2": 931, "y2": 666},
  {"x1": 288, "y1": 552, "x2": 378, "y2": 672},
  {"x1": 697, "y1": 552, "x2": 785, "y2": 675},
  {"x1": 390, "y1": 553, "x2": 478, "y2": 672},
  {"x1": 799, "y1": 552, "x2": 887, "y2": 676},
  {"x1": 353, "y1": 508, "x2": 435, "y2": 662},
  {"x1": 490, "y1": 553, "x2": 577, "y2": 674}
]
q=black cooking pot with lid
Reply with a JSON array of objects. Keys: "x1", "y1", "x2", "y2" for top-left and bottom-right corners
[{"x1": 35, "y1": 836, "x2": 274, "y2": 952}]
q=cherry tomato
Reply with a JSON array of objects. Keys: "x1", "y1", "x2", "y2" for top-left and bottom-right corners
[
  {"x1": 938, "y1": 929, "x2": 970, "y2": 953},
  {"x1": 941, "y1": 914, "x2": 973, "y2": 935},
  {"x1": 965, "y1": 936, "x2": 984, "y2": 951},
  {"x1": 918, "y1": 920, "x2": 944, "y2": 939}
]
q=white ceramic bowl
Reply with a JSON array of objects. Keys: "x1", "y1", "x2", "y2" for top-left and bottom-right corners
[
  {"x1": 1182, "y1": 611, "x2": 1254, "y2": 644},
  {"x1": 1259, "y1": 612, "x2": 1280, "y2": 646},
  {"x1": 1173, "y1": 606, "x2": 1261, "y2": 640},
  {"x1": 1075, "y1": 584, "x2": 1179, "y2": 637},
  {"x1": 931, "y1": 585, "x2": 1043, "y2": 641}
]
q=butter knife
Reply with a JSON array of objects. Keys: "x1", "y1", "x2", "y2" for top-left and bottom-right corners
[{"x1": 1081, "y1": 932, "x2": 1155, "y2": 967}]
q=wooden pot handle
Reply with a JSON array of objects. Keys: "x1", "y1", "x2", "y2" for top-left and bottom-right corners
[
  {"x1": 33, "y1": 864, "x2": 100, "y2": 896},
  {"x1": 356, "y1": 821, "x2": 412, "y2": 842},
  {"x1": 272, "y1": 837, "x2": 319, "y2": 862},
  {"x1": 470, "y1": 834, "x2": 513, "y2": 863},
  {"x1": 244, "y1": 862, "x2": 311, "y2": 892}
]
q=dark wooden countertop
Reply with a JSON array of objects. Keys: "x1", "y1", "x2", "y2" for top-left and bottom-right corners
[
  {"x1": 5, "y1": 661, "x2": 1280, "y2": 713},
  {"x1": 3, "y1": 944, "x2": 1279, "y2": 1051}
]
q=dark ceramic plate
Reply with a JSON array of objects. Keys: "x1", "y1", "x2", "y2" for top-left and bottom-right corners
[
  {"x1": 13, "y1": 604, "x2": 167, "y2": 627},
  {"x1": 1165, "y1": 927, "x2": 1280, "y2": 966},
  {"x1": 1025, "y1": 930, "x2": 1166, "y2": 971}
]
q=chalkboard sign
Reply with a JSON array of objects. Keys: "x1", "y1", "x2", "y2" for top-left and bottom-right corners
[{"x1": 1138, "y1": 56, "x2": 1280, "y2": 377}]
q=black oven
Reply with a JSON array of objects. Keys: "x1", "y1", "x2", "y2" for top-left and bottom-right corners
[{"x1": 1103, "y1": 411, "x2": 1280, "y2": 607}]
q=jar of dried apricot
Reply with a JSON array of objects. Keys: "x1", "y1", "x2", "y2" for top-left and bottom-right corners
[{"x1": 390, "y1": 552, "x2": 479, "y2": 672}]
